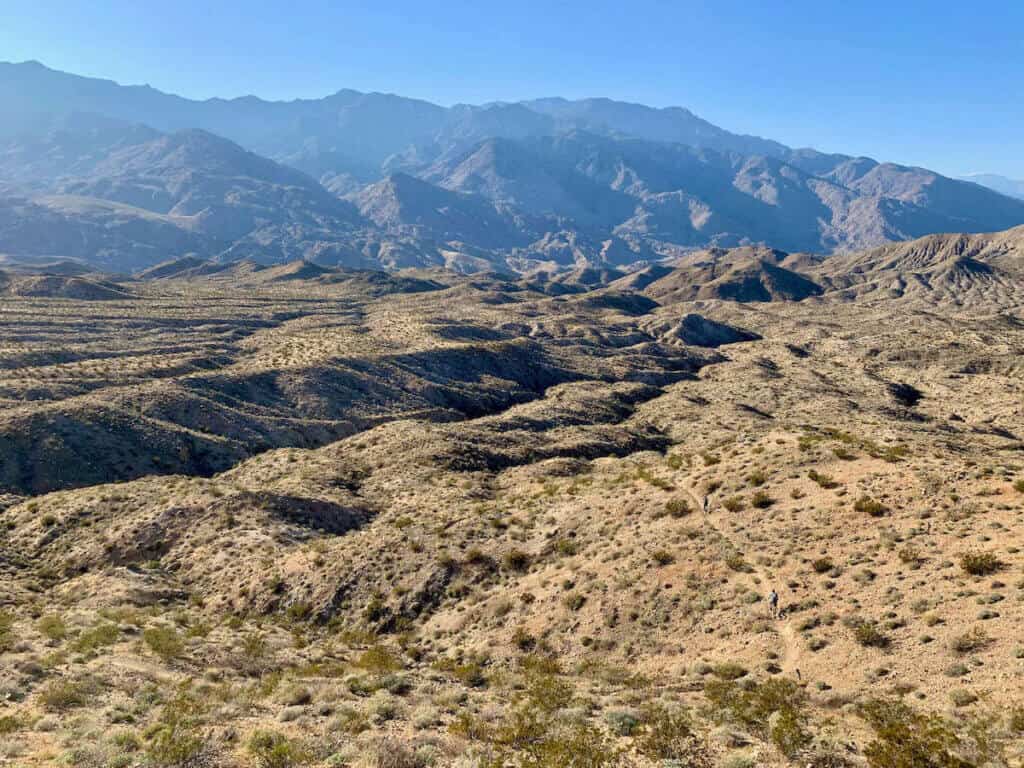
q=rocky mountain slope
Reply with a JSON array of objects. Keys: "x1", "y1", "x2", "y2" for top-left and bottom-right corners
[{"x1": 3, "y1": 61, "x2": 1024, "y2": 273}]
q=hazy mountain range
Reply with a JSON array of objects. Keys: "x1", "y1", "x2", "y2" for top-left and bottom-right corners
[
  {"x1": 958, "y1": 173, "x2": 1024, "y2": 200},
  {"x1": 2, "y1": 60, "x2": 1024, "y2": 273}
]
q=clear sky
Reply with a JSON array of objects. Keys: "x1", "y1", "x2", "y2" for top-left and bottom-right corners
[{"x1": 3, "y1": 0, "x2": 1022, "y2": 177}]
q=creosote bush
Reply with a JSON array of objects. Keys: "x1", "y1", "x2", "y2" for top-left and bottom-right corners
[
  {"x1": 852, "y1": 620, "x2": 891, "y2": 649},
  {"x1": 854, "y1": 496, "x2": 888, "y2": 517},
  {"x1": 247, "y1": 729, "x2": 312, "y2": 768},
  {"x1": 665, "y1": 498, "x2": 691, "y2": 518},
  {"x1": 959, "y1": 551, "x2": 1001, "y2": 576}
]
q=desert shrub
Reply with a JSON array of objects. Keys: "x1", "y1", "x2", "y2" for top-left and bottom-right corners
[
  {"x1": 563, "y1": 592, "x2": 586, "y2": 611},
  {"x1": 0, "y1": 610, "x2": 13, "y2": 652},
  {"x1": 145, "y1": 688, "x2": 208, "y2": 766},
  {"x1": 809, "y1": 470, "x2": 840, "y2": 489},
  {"x1": 636, "y1": 704, "x2": 712, "y2": 765},
  {"x1": 503, "y1": 549, "x2": 531, "y2": 572},
  {"x1": 455, "y1": 668, "x2": 616, "y2": 768},
  {"x1": 704, "y1": 677, "x2": 808, "y2": 757},
  {"x1": 1010, "y1": 707, "x2": 1024, "y2": 733},
  {"x1": 725, "y1": 552, "x2": 753, "y2": 572},
  {"x1": 71, "y1": 622, "x2": 120, "y2": 653},
  {"x1": 949, "y1": 689, "x2": 977, "y2": 708},
  {"x1": 949, "y1": 627, "x2": 991, "y2": 655},
  {"x1": 512, "y1": 626, "x2": 536, "y2": 651},
  {"x1": 554, "y1": 538, "x2": 579, "y2": 556},
  {"x1": 812, "y1": 557, "x2": 834, "y2": 574},
  {"x1": 771, "y1": 704, "x2": 814, "y2": 757},
  {"x1": 433, "y1": 656, "x2": 487, "y2": 688},
  {"x1": 464, "y1": 547, "x2": 498, "y2": 571},
  {"x1": 331, "y1": 705, "x2": 370, "y2": 735},
  {"x1": 858, "y1": 698, "x2": 965, "y2": 768},
  {"x1": 652, "y1": 549, "x2": 675, "y2": 566},
  {"x1": 751, "y1": 490, "x2": 774, "y2": 509},
  {"x1": 1013, "y1": 479, "x2": 1024, "y2": 493},
  {"x1": 143, "y1": 625, "x2": 184, "y2": 661},
  {"x1": 0, "y1": 714, "x2": 24, "y2": 734},
  {"x1": 37, "y1": 613, "x2": 67, "y2": 642},
  {"x1": 39, "y1": 676, "x2": 100, "y2": 711},
  {"x1": 374, "y1": 737, "x2": 428, "y2": 768},
  {"x1": 852, "y1": 620, "x2": 891, "y2": 649},
  {"x1": 959, "y1": 552, "x2": 1001, "y2": 576},
  {"x1": 247, "y1": 729, "x2": 311, "y2": 768},
  {"x1": 898, "y1": 546, "x2": 923, "y2": 567},
  {"x1": 748, "y1": 470, "x2": 768, "y2": 487},
  {"x1": 712, "y1": 662, "x2": 747, "y2": 680},
  {"x1": 722, "y1": 496, "x2": 744, "y2": 512},
  {"x1": 854, "y1": 496, "x2": 888, "y2": 517},
  {"x1": 605, "y1": 709, "x2": 640, "y2": 736},
  {"x1": 356, "y1": 645, "x2": 403, "y2": 674},
  {"x1": 665, "y1": 498, "x2": 691, "y2": 518}
]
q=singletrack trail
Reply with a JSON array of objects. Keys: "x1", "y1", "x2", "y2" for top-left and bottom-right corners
[{"x1": 684, "y1": 485, "x2": 802, "y2": 679}]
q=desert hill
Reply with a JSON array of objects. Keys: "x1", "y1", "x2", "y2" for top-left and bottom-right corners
[{"x1": 2, "y1": 234, "x2": 1024, "y2": 766}]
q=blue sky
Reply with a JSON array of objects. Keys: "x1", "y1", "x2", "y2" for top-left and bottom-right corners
[{"x1": 3, "y1": 0, "x2": 1023, "y2": 176}]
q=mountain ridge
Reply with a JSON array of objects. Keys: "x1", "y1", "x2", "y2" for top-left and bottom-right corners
[{"x1": 3, "y1": 60, "x2": 1024, "y2": 274}]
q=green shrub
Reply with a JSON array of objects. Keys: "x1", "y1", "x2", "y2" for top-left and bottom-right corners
[
  {"x1": 949, "y1": 626, "x2": 991, "y2": 655},
  {"x1": 809, "y1": 470, "x2": 840, "y2": 489},
  {"x1": 503, "y1": 549, "x2": 531, "y2": 572},
  {"x1": 751, "y1": 490, "x2": 774, "y2": 509},
  {"x1": 748, "y1": 470, "x2": 768, "y2": 487},
  {"x1": 71, "y1": 623, "x2": 120, "y2": 653},
  {"x1": 852, "y1": 620, "x2": 890, "y2": 649},
  {"x1": 143, "y1": 626, "x2": 185, "y2": 661},
  {"x1": 636, "y1": 704, "x2": 712, "y2": 765},
  {"x1": 0, "y1": 610, "x2": 13, "y2": 652},
  {"x1": 652, "y1": 549, "x2": 675, "y2": 566},
  {"x1": 39, "y1": 676, "x2": 100, "y2": 711},
  {"x1": 0, "y1": 714, "x2": 24, "y2": 734},
  {"x1": 704, "y1": 677, "x2": 807, "y2": 757},
  {"x1": 1009, "y1": 707, "x2": 1024, "y2": 734},
  {"x1": 1013, "y1": 479, "x2": 1024, "y2": 493},
  {"x1": 665, "y1": 498, "x2": 691, "y2": 518},
  {"x1": 771, "y1": 704, "x2": 813, "y2": 757},
  {"x1": 854, "y1": 496, "x2": 888, "y2": 517},
  {"x1": 812, "y1": 557, "x2": 834, "y2": 574},
  {"x1": 37, "y1": 613, "x2": 67, "y2": 642},
  {"x1": 725, "y1": 552, "x2": 753, "y2": 572},
  {"x1": 722, "y1": 496, "x2": 745, "y2": 513},
  {"x1": 712, "y1": 662, "x2": 748, "y2": 680},
  {"x1": 858, "y1": 698, "x2": 963, "y2": 768},
  {"x1": 146, "y1": 689, "x2": 207, "y2": 766},
  {"x1": 563, "y1": 592, "x2": 586, "y2": 611},
  {"x1": 959, "y1": 551, "x2": 1001, "y2": 576},
  {"x1": 554, "y1": 538, "x2": 579, "y2": 556},
  {"x1": 247, "y1": 729, "x2": 311, "y2": 768},
  {"x1": 355, "y1": 645, "x2": 403, "y2": 674},
  {"x1": 605, "y1": 709, "x2": 640, "y2": 736}
]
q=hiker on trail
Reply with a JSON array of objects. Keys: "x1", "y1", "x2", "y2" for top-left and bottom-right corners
[
  {"x1": 703, "y1": 495, "x2": 709, "y2": 514},
  {"x1": 768, "y1": 589, "x2": 779, "y2": 619}
]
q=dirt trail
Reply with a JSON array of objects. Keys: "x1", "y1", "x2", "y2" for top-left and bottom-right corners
[{"x1": 685, "y1": 485, "x2": 802, "y2": 680}]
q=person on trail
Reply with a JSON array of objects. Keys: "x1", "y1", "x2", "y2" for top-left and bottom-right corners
[
  {"x1": 768, "y1": 589, "x2": 779, "y2": 619},
  {"x1": 703, "y1": 495, "x2": 709, "y2": 515}
]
